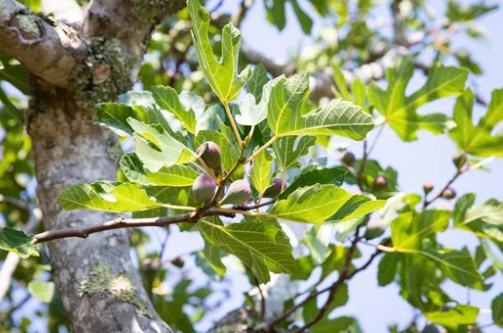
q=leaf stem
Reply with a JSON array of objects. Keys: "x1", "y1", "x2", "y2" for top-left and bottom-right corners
[
  {"x1": 223, "y1": 101, "x2": 244, "y2": 150},
  {"x1": 214, "y1": 207, "x2": 268, "y2": 217},
  {"x1": 191, "y1": 161, "x2": 220, "y2": 185},
  {"x1": 243, "y1": 136, "x2": 277, "y2": 164},
  {"x1": 160, "y1": 204, "x2": 197, "y2": 211}
]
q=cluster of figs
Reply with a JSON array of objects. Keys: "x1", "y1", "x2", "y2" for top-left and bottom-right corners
[{"x1": 192, "y1": 141, "x2": 284, "y2": 206}]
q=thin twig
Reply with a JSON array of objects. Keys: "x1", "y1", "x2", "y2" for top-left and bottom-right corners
[
  {"x1": 243, "y1": 136, "x2": 277, "y2": 164},
  {"x1": 255, "y1": 277, "x2": 266, "y2": 321},
  {"x1": 232, "y1": 200, "x2": 276, "y2": 211},
  {"x1": 357, "y1": 140, "x2": 368, "y2": 192},
  {"x1": 33, "y1": 210, "x2": 235, "y2": 244},
  {"x1": 223, "y1": 101, "x2": 244, "y2": 150},
  {"x1": 423, "y1": 167, "x2": 465, "y2": 209}
]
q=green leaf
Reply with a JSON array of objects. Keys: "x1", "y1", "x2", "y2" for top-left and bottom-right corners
[
  {"x1": 268, "y1": 72, "x2": 374, "y2": 140},
  {"x1": 0, "y1": 227, "x2": 38, "y2": 258},
  {"x1": 188, "y1": 0, "x2": 252, "y2": 102},
  {"x1": 291, "y1": 256, "x2": 315, "y2": 281},
  {"x1": 378, "y1": 253, "x2": 401, "y2": 286},
  {"x1": 273, "y1": 135, "x2": 316, "y2": 169},
  {"x1": 0, "y1": 86, "x2": 23, "y2": 124},
  {"x1": 152, "y1": 86, "x2": 197, "y2": 134},
  {"x1": 198, "y1": 217, "x2": 295, "y2": 283},
  {"x1": 249, "y1": 148, "x2": 273, "y2": 196},
  {"x1": 195, "y1": 130, "x2": 240, "y2": 173},
  {"x1": 246, "y1": 64, "x2": 269, "y2": 103},
  {"x1": 425, "y1": 305, "x2": 479, "y2": 330},
  {"x1": 28, "y1": 281, "x2": 56, "y2": 303},
  {"x1": 450, "y1": 88, "x2": 503, "y2": 157},
  {"x1": 280, "y1": 166, "x2": 347, "y2": 199},
  {"x1": 290, "y1": 0, "x2": 313, "y2": 34},
  {"x1": 129, "y1": 118, "x2": 197, "y2": 172},
  {"x1": 0, "y1": 52, "x2": 31, "y2": 94},
  {"x1": 145, "y1": 165, "x2": 198, "y2": 187},
  {"x1": 327, "y1": 195, "x2": 386, "y2": 223},
  {"x1": 270, "y1": 184, "x2": 351, "y2": 223},
  {"x1": 59, "y1": 181, "x2": 163, "y2": 212},
  {"x1": 304, "y1": 225, "x2": 333, "y2": 265},
  {"x1": 97, "y1": 103, "x2": 137, "y2": 137},
  {"x1": 391, "y1": 210, "x2": 451, "y2": 250},
  {"x1": 369, "y1": 56, "x2": 467, "y2": 141},
  {"x1": 492, "y1": 293, "x2": 503, "y2": 327},
  {"x1": 120, "y1": 153, "x2": 150, "y2": 185},
  {"x1": 310, "y1": 316, "x2": 362, "y2": 333},
  {"x1": 332, "y1": 62, "x2": 350, "y2": 100},
  {"x1": 421, "y1": 248, "x2": 483, "y2": 287}
]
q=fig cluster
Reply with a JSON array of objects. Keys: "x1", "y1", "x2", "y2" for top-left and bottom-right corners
[{"x1": 197, "y1": 141, "x2": 222, "y2": 172}]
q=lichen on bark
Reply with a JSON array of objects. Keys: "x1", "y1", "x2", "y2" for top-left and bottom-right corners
[
  {"x1": 131, "y1": 0, "x2": 185, "y2": 23},
  {"x1": 16, "y1": 14, "x2": 40, "y2": 36},
  {"x1": 74, "y1": 37, "x2": 132, "y2": 109},
  {"x1": 79, "y1": 262, "x2": 152, "y2": 318}
]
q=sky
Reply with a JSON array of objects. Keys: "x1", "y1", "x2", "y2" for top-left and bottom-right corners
[{"x1": 4, "y1": 0, "x2": 503, "y2": 332}]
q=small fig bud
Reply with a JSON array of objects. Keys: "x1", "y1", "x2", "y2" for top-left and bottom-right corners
[
  {"x1": 423, "y1": 182, "x2": 434, "y2": 195},
  {"x1": 372, "y1": 175, "x2": 389, "y2": 191},
  {"x1": 196, "y1": 141, "x2": 222, "y2": 172},
  {"x1": 193, "y1": 174, "x2": 216, "y2": 205},
  {"x1": 422, "y1": 324, "x2": 440, "y2": 333},
  {"x1": 263, "y1": 178, "x2": 284, "y2": 198},
  {"x1": 441, "y1": 188, "x2": 456, "y2": 200},
  {"x1": 452, "y1": 153, "x2": 467, "y2": 169},
  {"x1": 341, "y1": 151, "x2": 355, "y2": 166},
  {"x1": 220, "y1": 180, "x2": 251, "y2": 205},
  {"x1": 364, "y1": 219, "x2": 387, "y2": 240}
]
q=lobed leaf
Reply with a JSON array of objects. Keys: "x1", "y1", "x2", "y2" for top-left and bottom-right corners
[{"x1": 0, "y1": 227, "x2": 38, "y2": 258}]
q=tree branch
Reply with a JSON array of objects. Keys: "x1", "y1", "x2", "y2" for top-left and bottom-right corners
[
  {"x1": 33, "y1": 209, "x2": 235, "y2": 244},
  {"x1": 0, "y1": 0, "x2": 86, "y2": 87}
]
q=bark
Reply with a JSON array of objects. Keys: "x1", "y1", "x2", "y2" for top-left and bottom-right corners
[
  {"x1": 2, "y1": 0, "x2": 186, "y2": 331},
  {"x1": 28, "y1": 83, "x2": 172, "y2": 333}
]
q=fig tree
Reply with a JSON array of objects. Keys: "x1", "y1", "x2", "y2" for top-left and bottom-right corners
[
  {"x1": 372, "y1": 175, "x2": 389, "y2": 191},
  {"x1": 441, "y1": 188, "x2": 456, "y2": 199},
  {"x1": 196, "y1": 141, "x2": 222, "y2": 172},
  {"x1": 341, "y1": 151, "x2": 355, "y2": 166},
  {"x1": 263, "y1": 178, "x2": 284, "y2": 198},
  {"x1": 220, "y1": 180, "x2": 251, "y2": 205},
  {"x1": 193, "y1": 174, "x2": 216, "y2": 205}
]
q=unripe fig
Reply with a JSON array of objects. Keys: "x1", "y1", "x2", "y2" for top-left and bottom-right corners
[
  {"x1": 196, "y1": 141, "x2": 222, "y2": 172},
  {"x1": 423, "y1": 182, "x2": 434, "y2": 195},
  {"x1": 263, "y1": 178, "x2": 284, "y2": 198},
  {"x1": 220, "y1": 180, "x2": 251, "y2": 205},
  {"x1": 372, "y1": 175, "x2": 389, "y2": 191},
  {"x1": 171, "y1": 257, "x2": 185, "y2": 268},
  {"x1": 364, "y1": 219, "x2": 387, "y2": 240},
  {"x1": 452, "y1": 153, "x2": 467, "y2": 169},
  {"x1": 442, "y1": 188, "x2": 457, "y2": 200},
  {"x1": 193, "y1": 174, "x2": 216, "y2": 205},
  {"x1": 341, "y1": 151, "x2": 355, "y2": 166}
]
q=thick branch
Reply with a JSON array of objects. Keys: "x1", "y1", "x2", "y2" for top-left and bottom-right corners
[
  {"x1": 33, "y1": 209, "x2": 235, "y2": 243},
  {"x1": 0, "y1": 0, "x2": 86, "y2": 87}
]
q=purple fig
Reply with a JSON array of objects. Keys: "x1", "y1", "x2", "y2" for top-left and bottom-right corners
[
  {"x1": 341, "y1": 151, "x2": 355, "y2": 166},
  {"x1": 442, "y1": 188, "x2": 456, "y2": 200},
  {"x1": 193, "y1": 174, "x2": 216, "y2": 205},
  {"x1": 263, "y1": 178, "x2": 284, "y2": 198},
  {"x1": 372, "y1": 175, "x2": 389, "y2": 191},
  {"x1": 196, "y1": 141, "x2": 222, "y2": 171},
  {"x1": 220, "y1": 180, "x2": 251, "y2": 205}
]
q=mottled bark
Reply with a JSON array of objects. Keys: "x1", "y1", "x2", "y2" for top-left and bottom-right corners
[{"x1": 28, "y1": 83, "x2": 173, "y2": 333}]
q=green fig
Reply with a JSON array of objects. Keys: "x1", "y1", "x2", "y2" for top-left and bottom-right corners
[
  {"x1": 422, "y1": 325, "x2": 440, "y2": 333},
  {"x1": 193, "y1": 174, "x2": 216, "y2": 205},
  {"x1": 196, "y1": 141, "x2": 222, "y2": 171},
  {"x1": 220, "y1": 180, "x2": 251, "y2": 205},
  {"x1": 423, "y1": 182, "x2": 434, "y2": 195},
  {"x1": 341, "y1": 151, "x2": 355, "y2": 166},
  {"x1": 364, "y1": 219, "x2": 387, "y2": 240},
  {"x1": 263, "y1": 178, "x2": 284, "y2": 198},
  {"x1": 442, "y1": 188, "x2": 456, "y2": 199},
  {"x1": 372, "y1": 175, "x2": 389, "y2": 191},
  {"x1": 452, "y1": 153, "x2": 467, "y2": 169}
]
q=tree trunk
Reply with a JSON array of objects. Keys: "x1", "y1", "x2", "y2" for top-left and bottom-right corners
[{"x1": 27, "y1": 81, "x2": 172, "y2": 333}]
